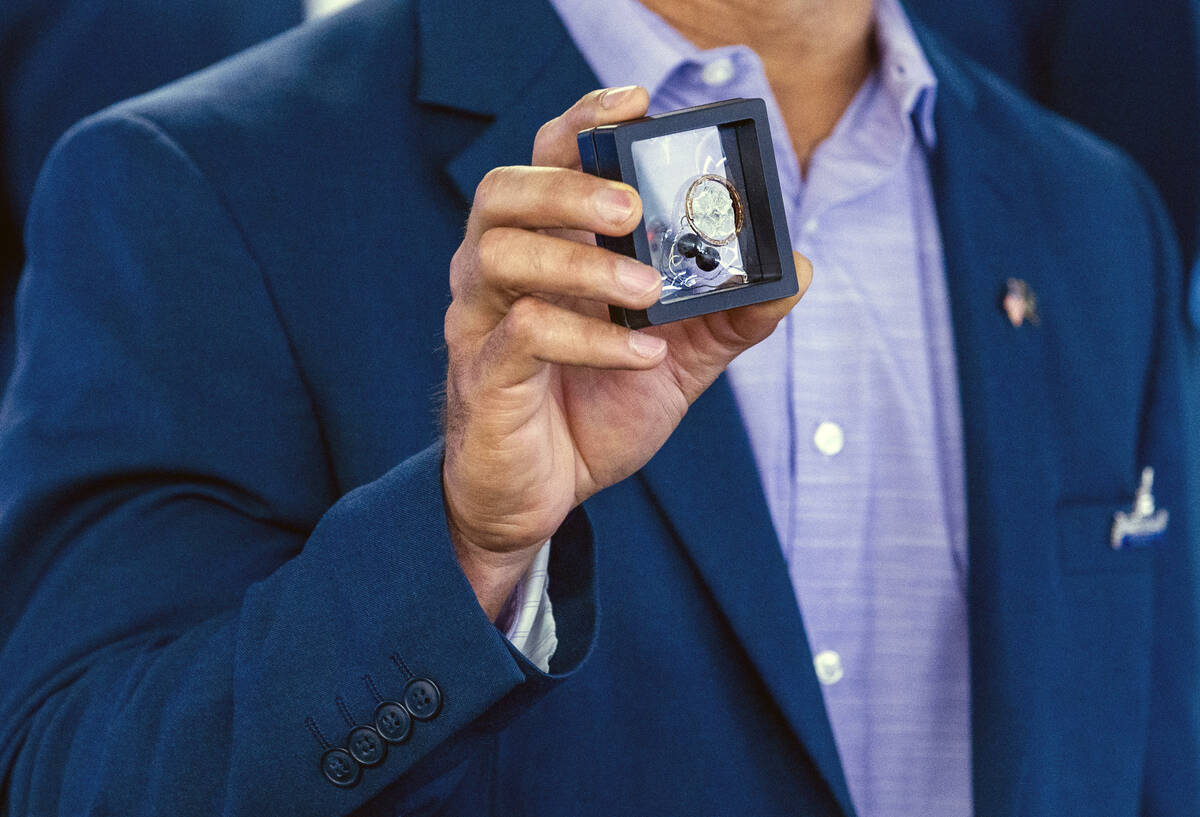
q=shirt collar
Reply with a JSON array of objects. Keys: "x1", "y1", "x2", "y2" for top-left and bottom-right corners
[
  {"x1": 549, "y1": 0, "x2": 939, "y2": 148},
  {"x1": 873, "y1": 0, "x2": 939, "y2": 147}
]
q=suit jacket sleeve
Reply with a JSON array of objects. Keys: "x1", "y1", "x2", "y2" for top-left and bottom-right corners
[
  {"x1": 0, "y1": 111, "x2": 596, "y2": 816},
  {"x1": 1132, "y1": 165, "x2": 1200, "y2": 815}
]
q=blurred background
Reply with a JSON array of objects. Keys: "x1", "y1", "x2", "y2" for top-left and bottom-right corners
[{"x1": 0, "y1": 0, "x2": 362, "y2": 381}]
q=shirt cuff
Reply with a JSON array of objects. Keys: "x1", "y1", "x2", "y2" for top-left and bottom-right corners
[{"x1": 499, "y1": 541, "x2": 557, "y2": 673}]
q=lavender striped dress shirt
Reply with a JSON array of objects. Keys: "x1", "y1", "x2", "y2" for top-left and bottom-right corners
[{"x1": 546, "y1": 1, "x2": 973, "y2": 813}]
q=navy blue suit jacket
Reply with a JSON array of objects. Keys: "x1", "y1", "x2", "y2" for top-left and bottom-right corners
[
  {"x1": 1, "y1": 0, "x2": 1197, "y2": 814},
  {"x1": 903, "y1": 0, "x2": 1200, "y2": 316},
  {"x1": 0, "y1": 0, "x2": 304, "y2": 382}
]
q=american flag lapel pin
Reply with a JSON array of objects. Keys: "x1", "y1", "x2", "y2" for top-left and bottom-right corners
[{"x1": 1001, "y1": 278, "x2": 1039, "y2": 327}]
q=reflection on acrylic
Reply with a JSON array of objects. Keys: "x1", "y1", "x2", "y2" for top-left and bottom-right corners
[{"x1": 631, "y1": 126, "x2": 750, "y2": 302}]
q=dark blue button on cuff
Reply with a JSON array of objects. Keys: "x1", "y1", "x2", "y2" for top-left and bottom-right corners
[
  {"x1": 347, "y1": 725, "x2": 387, "y2": 767},
  {"x1": 403, "y1": 678, "x2": 442, "y2": 720},
  {"x1": 321, "y1": 747, "x2": 360, "y2": 788},
  {"x1": 374, "y1": 700, "x2": 413, "y2": 743}
]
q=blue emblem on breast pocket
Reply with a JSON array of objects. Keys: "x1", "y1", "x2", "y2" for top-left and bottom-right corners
[{"x1": 1111, "y1": 467, "x2": 1169, "y2": 549}]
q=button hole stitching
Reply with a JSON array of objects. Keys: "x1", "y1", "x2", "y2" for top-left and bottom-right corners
[
  {"x1": 390, "y1": 652, "x2": 415, "y2": 679},
  {"x1": 363, "y1": 673, "x2": 384, "y2": 703},
  {"x1": 305, "y1": 716, "x2": 331, "y2": 750}
]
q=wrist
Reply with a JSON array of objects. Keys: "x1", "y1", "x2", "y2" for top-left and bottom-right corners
[
  {"x1": 441, "y1": 452, "x2": 563, "y2": 619},
  {"x1": 440, "y1": 467, "x2": 536, "y2": 620},
  {"x1": 448, "y1": 522, "x2": 539, "y2": 622}
]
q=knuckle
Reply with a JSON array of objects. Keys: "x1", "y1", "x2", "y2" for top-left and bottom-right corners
[
  {"x1": 474, "y1": 166, "x2": 513, "y2": 211},
  {"x1": 556, "y1": 90, "x2": 604, "y2": 135},
  {"x1": 443, "y1": 300, "x2": 466, "y2": 348},
  {"x1": 533, "y1": 118, "x2": 560, "y2": 150},
  {"x1": 474, "y1": 228, "x2": 500, "y2": 276},
  {"x1": 476, "y1": 228, "x2": 520, "y2": 291},
  {"x1": 448, "y1": 245, "x2": 472, "y2": 300},
  {"x1": 503, "y1": 296, "x2": 546, "y2": 349},
  {"x1": 507, "y1": 294, "x2": 543, "y2": 324},
  {"x1": 579, "y1": 88, "x2": 607, "y2": 113}
]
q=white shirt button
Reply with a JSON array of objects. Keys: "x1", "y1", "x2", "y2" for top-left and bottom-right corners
[
  {"x1": 813, "y1": 421, "x2": 844, "y2": 456},
  {"x1": 814, "y1": 650, "x2": 844, "y2": 685},
  {"x1": 700, "y1": 57, "x2": 735, "y2": 87},
  {"x1": 803, "y1": 217, "x2": 820, "y2": 235}
]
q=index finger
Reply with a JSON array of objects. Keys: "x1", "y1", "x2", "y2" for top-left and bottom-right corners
[{"x1": 532, "y1": 86, "x2": 651, "y2": 169}]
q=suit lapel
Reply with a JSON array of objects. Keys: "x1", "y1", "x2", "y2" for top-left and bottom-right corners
[
  {"x1": 919, "y1": 28, "x2": 1063, "y2": 816},
  {"x1": 443, "y1": 38, "x2": 602, "y2": 203},
  {"x1": 416, "y1": 0, "x2": 599, "y2": 203}
]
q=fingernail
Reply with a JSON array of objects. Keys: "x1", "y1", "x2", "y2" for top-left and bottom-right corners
[
  {"x1": 629, "y1": 331, "x2": 667, "y2": 358},
  {"x1": 617, "y1": 259, "x2": 661, "y2": 295},
  {"x1": 601, "y1": 85, "x2": 640, "y2": 109},
  {"x1": 596, "y1": 187, "x2": 635, "y2": 224}
]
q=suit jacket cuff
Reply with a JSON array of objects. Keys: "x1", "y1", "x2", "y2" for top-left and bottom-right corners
[{"x1": 228, "y1": 441, "x2": 596, "y2": 812}]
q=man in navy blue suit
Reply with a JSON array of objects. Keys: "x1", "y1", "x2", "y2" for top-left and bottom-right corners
[
  {"x1": 0, "y1": 0, "x2": 1196, "y2": 815},
  {"x1": 0, "y1": 0, "x2": 305, "y2": 382}
]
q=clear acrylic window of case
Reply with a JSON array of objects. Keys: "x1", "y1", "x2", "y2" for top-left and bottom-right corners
[{"x1": 631, "y1": 125, "x2": 754, "y2": 304}]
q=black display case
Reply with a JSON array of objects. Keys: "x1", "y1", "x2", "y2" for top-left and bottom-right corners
[{"x1": 577, "y1": 98, "x2": 798, "y2": 327}]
